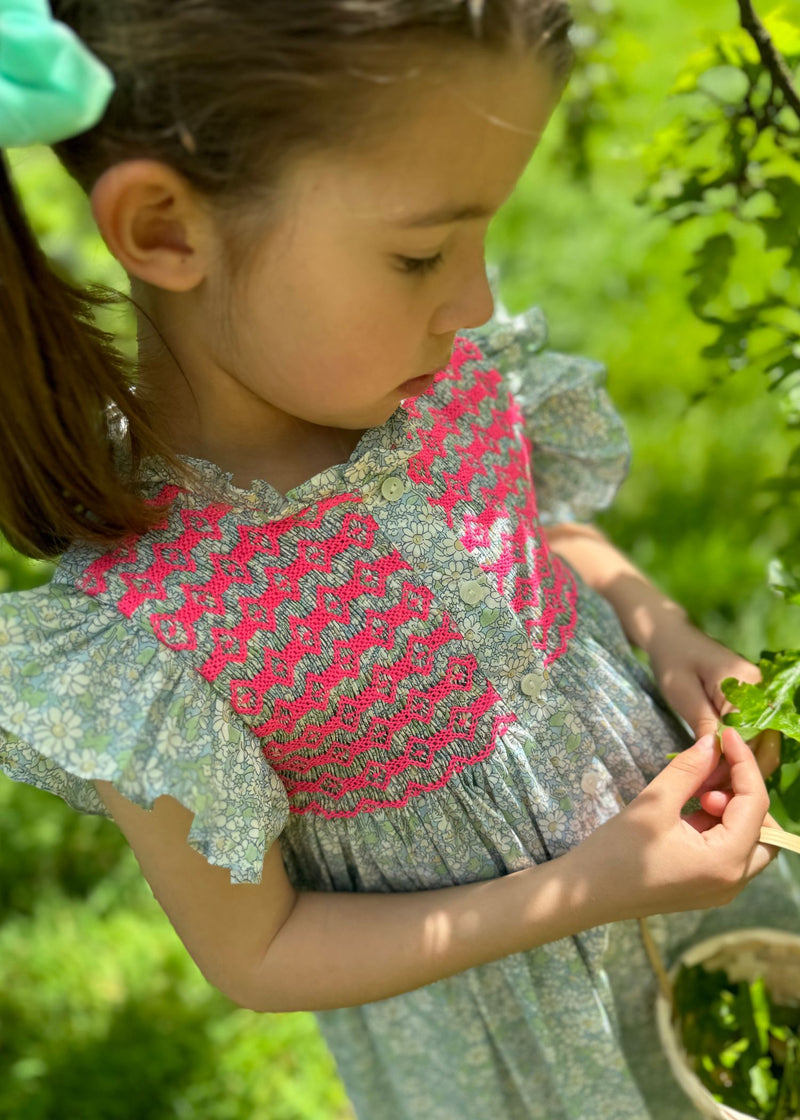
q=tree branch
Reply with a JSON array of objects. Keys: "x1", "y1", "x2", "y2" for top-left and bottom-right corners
[{"x1": 737, "y1": 0, "x2": 800, "y2": 117}]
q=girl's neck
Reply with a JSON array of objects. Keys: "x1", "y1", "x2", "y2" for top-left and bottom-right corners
[
  {"x1": 146, "y1": 387, "x2": 367, "y2": 494},
  {"x1": 199, "y1": 428, "x2": 368, "y2": 494},
  {"x1": 133, "y1": 296, "x2": 366, "y2": 493}
]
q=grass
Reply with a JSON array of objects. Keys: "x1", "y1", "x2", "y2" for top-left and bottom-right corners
[{"x1": 0, "y1": 783, "x2": 354, "y2": 1120}]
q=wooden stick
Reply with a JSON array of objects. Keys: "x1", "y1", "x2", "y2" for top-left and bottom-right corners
[
  {"x1": 760, "y1": 826, "x2": 800, "y2": 855},
  {"x1": 639, "y1": 917, "x2": 673, "y2": 1002}
]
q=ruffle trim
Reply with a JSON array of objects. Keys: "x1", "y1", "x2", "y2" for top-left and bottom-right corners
[
  {"x1": 0, "y1": 582, "x2": 288, "y2": 884},
  {"x1": 467, "y1": 299, "x2": 631, "y2": 524},
  {"x1": 129, "y1": 404, "x2": 420, "y2": 518}
]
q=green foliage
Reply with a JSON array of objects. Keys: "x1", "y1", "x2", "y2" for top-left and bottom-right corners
[
  {"x1": 0, "y1": 535, "x2": 52, "y2": 594},
  {"x1": 7, "y1": 146, "x2": 127, "y2": 291},
  {"x1": 560, "y1": 0, "x2": 625, "y2": 182},
  {"x1": 674, "y1": 961, "x2": 800, "y2": 1118},
  {"x1": 0, "y1": 865, "x2": 353, "y2": 1120},
  {"x1": 724, "y1": 650, "x2": 800, "y2": 741},
  {"x1": 640, "y1": 12, "x2": 800, "y2": 453},
  {"x1": 639, "y1": 6, "x2": 800, "y2": 780},
  {"x1": 639, "y1": 9, "x2": 800, "y2": 461},
  {"x1": 0, "y1": 781, "x2": 128, "y2": 919}
]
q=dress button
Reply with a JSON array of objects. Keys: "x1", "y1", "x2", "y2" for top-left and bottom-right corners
[
  {"x1": 459, "y1": 580, "x2": 486, "y2": 606},
  {"x1": 581, "y1": 771, "x2": 601, "y2": 797},
  {"x1": 381, "y1": 476, "x2": 405, "y2": 501},
  {"x1": 520, "y1": 672, "x2": 546, "y2": 699}
]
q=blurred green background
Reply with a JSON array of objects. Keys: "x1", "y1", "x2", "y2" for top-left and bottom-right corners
[{"x1": 2, "y1": 1, "x2": 799, "y2": 1117}]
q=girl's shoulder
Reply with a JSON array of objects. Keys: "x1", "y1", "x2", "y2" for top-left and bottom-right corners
[
  {"x1": 464, "y1": 296, "x2": 632, "y2": 526},
  {"x1": 0, "y1": 560, "x2": 288, "y2": 885},
  {"x1": 464, "y1": 296, "x2": 609, "y2": 410}
]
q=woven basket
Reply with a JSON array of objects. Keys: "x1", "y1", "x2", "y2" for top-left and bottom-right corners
[{"x1": 652, "y1": 927, "x2": 800, "y2": 1120}]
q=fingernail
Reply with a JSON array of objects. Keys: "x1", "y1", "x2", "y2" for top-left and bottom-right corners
[{"x1": 695, "y1": 734, "x2": 718, "y2": 753}]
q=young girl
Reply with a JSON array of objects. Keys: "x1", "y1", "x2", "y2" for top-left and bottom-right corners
[{"x1": 0, "y1": 2, "x2": 797, "y2": 1118}]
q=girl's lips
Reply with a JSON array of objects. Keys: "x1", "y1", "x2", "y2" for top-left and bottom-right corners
[{"x1": 398, "y1": 371, "x2": 438, "y2": 394}]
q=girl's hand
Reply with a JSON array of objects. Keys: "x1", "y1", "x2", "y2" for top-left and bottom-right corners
[
  {"x1": 647, "y1": 618, "x2": 781, "y2": 780},
  {"x1": 576, "y1": 727, "x2": 776, "y2": 921}
]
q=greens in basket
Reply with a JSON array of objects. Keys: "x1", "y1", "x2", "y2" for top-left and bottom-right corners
[{"x1": 674, "y1": 961, "x2": 800, "y2": 1119}]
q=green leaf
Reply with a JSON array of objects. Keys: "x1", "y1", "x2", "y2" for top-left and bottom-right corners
[
  {"x1": 687, "y1": 233, "x2": 736, "y2": 315},
  {"x1": 750, "y1": 1056, "x2": 780, "y2": 1108},
  {"x1": 749, "y1": 977, "x2": 772, "y2": 1055},
  {"x1": 719, "y1": 1036, "x2": 749, "y2": 1068},
  {"x1": 722, "y1": 650, "x2": 800, "y2": 738},
  {"x1": 735, "y1": 981, "x2": 763, "y2": 1054},
  {"x1": 763, "y1": 12, "x2": 800, "y2": 58},
  {"x1": 777, "y1": 767, "x2": 800, "y2": 821},
  {"x1": 760, "y1": 177, "x2": 800, "y2": 264},
  {"x1": 697, "y1": 65, "x2": 751, "y2": 104},
  {"x1": 768, "y1": 549, "x2": 800, "y2": 607}
]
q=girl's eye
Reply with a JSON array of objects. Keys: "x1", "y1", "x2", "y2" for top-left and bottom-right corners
[{"x1": 396, "y1": 253, "x2": 445, "y2": 276}]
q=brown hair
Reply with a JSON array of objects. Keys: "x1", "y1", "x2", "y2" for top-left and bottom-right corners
[{"x1": 0, "y1": 0, "x2": 573, "y2": 559}]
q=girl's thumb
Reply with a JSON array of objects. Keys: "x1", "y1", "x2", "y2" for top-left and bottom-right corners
[{"x1": 652, "y1": 734, "x2": 721, "y2": 807}]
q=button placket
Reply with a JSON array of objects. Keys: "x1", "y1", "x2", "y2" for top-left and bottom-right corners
[
  {"x1": 520, "y1": 668, "x2": 549, "y2": 701},
  {"x1": 381, "y1": 476, "x2": 405, "y2": 502},
  {"x1": 459, "y1": 579, "x2": 487, "y2": 606}
]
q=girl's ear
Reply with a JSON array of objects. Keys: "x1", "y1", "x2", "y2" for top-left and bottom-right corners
[{"x1": 90, "y1": 160, "x2": 214, "y2": 292}]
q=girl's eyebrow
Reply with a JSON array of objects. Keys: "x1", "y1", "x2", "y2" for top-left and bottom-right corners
[{"x1": 390, "y1": 202, "x2": 493, "y2": 228}]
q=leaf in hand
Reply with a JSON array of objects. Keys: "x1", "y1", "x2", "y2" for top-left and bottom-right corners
[{"x1": 721, "y1": 651, "x2": 800, "y2": 739}]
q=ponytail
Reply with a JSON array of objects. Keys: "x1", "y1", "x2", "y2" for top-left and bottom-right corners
[{"x1": 0, "y1": 152, "x2": 176, "y2": 560}]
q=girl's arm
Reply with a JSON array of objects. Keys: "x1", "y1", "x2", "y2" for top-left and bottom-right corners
[
  {"x1": 543, "y1": 522, "x2": 782, "y2": 774},
  {"x1": 543, "y1": 521, "x2": 688, "y2": 652},
  {"x1": 94, "y1": 729, "x2": 773, "y2": 1014},
  {"x1": 95, "y1": 779, "x2": 598, "y2": 1012}
]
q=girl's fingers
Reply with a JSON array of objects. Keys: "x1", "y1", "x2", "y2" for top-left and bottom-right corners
[
  {"x1": 703, "y1": 677, "x2": 728, "y2": 717},
  {"x1": 662, "y1": 671, "x2": 721, "y2": 742},
  {"x1": 647, "y1": 733, "x2": 722, "y2": 810},
  {"x1": 696, "y1": 729, "x2": 781, "y2": 789},
  {"x1": 692, "y1": 708, "x2": 722, "y2": 743},
  {"x1": 750, "y1": 728, "x2": 782, "y2": 779},
  {"x1": 697, "y1": 755, "x2": 731, "y2": 793},
  {"x1": 718, "y1": 727, "x2": 771, "y2": 842},
  {"x1": 699, "y1": 788, "x2": 733, "y2": 818},
  {"x1": 683, "y1": 806, "x2": 728, "y2": 833},
  {"x1": 764, "y1": 810, "x2": 783, "y2": 830}
]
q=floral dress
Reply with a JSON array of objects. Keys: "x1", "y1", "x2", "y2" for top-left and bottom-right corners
[{"x1": 0, "y1": 304, "x2": 797, "y2": 1120}]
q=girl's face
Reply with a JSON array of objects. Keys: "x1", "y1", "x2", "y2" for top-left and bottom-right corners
[{"x1": 178, "y1": 47, "x2": 559, "y2": 466}]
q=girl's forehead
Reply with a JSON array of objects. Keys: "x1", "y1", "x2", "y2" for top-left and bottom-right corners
[{"x1": 288, "y1": 49, "x2": 556, "y2": 226}]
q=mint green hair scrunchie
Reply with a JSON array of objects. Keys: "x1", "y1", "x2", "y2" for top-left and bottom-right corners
[{"x1": 0, "y1": 0, "x2": 115, "y2": 148}]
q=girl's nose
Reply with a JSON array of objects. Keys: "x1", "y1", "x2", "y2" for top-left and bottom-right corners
[{"x1": 431, "y1": 264, "x2": 495, "y2": 335}]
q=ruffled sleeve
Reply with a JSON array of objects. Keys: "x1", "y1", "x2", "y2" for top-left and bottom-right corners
[
  {"x1": 0, "y1": 580, "x2": 289, "y2": 884},
  {"x1": 471, "y1": 298, "x2": 632, "y2": 525}
]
